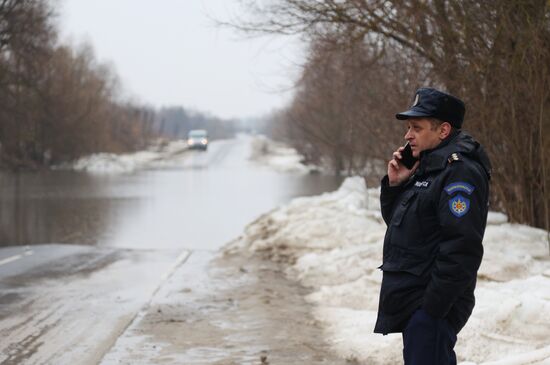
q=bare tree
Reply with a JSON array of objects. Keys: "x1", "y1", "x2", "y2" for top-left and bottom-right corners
[
  {"x1": 235, "y1": 0, "x2": 550, "y2": 229},
  {"x1": 0, "y1": 1, "x2": 159, "y2": 168}
]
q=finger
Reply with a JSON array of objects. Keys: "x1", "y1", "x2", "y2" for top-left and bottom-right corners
[
  {"x1": 397, "y1": 146, "x2": 405, "y2": 152},
  {"x1": 389, "y1": 159, "x2": 399, "y2": 170},
  {"x1": 393, "y1": 151, "x2": 402, "y2": 160}
]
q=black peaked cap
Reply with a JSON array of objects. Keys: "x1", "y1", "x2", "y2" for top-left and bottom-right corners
[{"x1": 396, "y1": 87, "x2": 466, "y2": 128}]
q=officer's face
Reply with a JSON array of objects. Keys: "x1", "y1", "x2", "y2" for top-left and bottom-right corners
[{"x1": 404, "y1": 118, "x2": 443, "y2": 157}]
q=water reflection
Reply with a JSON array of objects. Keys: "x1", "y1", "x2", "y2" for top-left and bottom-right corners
[
  {"x1": 0, "y1": 140, "x2": 344, "y2": 250},
  {"x1": 0, "y1": 171, "x2": 139, "y2": 246}
]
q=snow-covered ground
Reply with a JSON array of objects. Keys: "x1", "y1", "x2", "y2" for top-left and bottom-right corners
[
  {"x1": 55, "y1": 139, "x2": 189, "y2": 173},
  {"x1": 249, "y1": 135, "x2": 313, "y2": 173},
  {"x1": 225, "y1": 177, "x2": 550, "y2": 364},
  {"x1": 57, "y1": 135, "x2": 309, "y2": 174}
]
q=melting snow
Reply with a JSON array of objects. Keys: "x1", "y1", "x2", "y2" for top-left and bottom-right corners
[
  {"x1": 227, "y1": 176, "x2": 550, "y2": 364},
  {"x1": 249, "y1": 135, "x2": 313, "y2": 173},
  {"x1": 55, "y1": 139, "x2": 189, "y2": 173}
]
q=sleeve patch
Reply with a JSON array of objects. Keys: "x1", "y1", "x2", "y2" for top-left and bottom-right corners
[
  {"x1": 448, "y1": 194, "x2": 470, "y2": 217},
  {"x1": 444, "y1": 182, "x2": 475, "y2": 195}
]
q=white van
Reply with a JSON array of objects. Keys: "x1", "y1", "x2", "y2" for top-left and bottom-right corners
[{"x1": 187, "y1": 129, "x2": 208, "y2": 151}]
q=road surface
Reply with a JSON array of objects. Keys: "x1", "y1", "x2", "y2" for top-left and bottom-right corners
[{"x1": 0, "y1": 136, "x2": 345, "y2": 364}]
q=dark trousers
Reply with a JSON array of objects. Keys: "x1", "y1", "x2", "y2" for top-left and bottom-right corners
[{"x1": 402, "y1": 308, "x2": 457, "y2": 365}]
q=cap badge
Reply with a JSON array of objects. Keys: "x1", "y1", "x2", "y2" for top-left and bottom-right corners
[{"x1": 412, "y1": 94, "x2": 419, "y2": 107}]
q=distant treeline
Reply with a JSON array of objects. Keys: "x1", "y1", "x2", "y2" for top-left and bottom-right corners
[
  {"x1": 0, "y1": 0, "x2": 236, "y2": 170},
  {"x1": 154, "y1": 107, "x2": 237, "y2": 141},
  {"x1": 242, "y1": 0, "x2": 550, "y2": 229}
]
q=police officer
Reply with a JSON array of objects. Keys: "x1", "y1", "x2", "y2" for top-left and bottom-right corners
[{"x1": 374, "y1": 88, "x2": 492, "y2": 364}]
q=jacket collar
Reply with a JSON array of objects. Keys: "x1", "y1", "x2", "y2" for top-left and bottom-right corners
[
  {"x1": 411, "y1": 129, "x2": 492, "y2": 180},
  {"x1": 416, "y1": 129, "x2": 461, "y2": 176}
]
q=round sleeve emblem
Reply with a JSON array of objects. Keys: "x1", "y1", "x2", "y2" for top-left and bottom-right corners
[{"x1": 449, "y1": 194, "x2": 470, "y2": 217}]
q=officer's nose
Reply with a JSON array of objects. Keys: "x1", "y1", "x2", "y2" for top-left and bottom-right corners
[{"x1": 404, "y1": 128, "x2": 413, "y2": 140}]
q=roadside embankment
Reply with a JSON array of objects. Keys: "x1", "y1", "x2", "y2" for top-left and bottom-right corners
[
  {"x1": 249, "y1": 135, "x2": 314, "y2": 174},
  {"x1": 225, "y1": 177, "x2": 550, "y2": 364}
]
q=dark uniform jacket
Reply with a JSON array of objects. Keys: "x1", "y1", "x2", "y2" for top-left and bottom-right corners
[{"x1": 374, "y1": 131, "x2": 491, "y2": 335}]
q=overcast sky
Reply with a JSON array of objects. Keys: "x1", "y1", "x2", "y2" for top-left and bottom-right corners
[{"x1": 58, "y1": 0, "x2": 303, "y2": 120}]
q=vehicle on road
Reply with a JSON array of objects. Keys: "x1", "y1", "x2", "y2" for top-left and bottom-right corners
[{"x1": 187, "y1": 129, "x2": 208, "y2": 151}]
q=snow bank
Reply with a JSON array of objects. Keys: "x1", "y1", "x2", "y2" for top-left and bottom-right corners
[
  {"x1": 249, "y1": 135, "x2": 312, "y2": 173},
  {"x1": 226, "y1": 176, "x2": 550, "y2": 364},
  {"x1": 56, "y1": 140, "x2": 189, "y2": 173}
]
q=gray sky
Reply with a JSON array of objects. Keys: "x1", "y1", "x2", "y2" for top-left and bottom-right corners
[{"x1": 58, "y1": 0, "x2": 303, "y2": 120}]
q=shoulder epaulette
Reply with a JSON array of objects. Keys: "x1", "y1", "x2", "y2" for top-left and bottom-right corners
[{"x1": 447, "y1": 152, "x2": 461, "y2": 164}]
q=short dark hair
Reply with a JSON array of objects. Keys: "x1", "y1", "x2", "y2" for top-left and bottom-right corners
[
  {"x1": 427, "y1": 117, "x2": 458, "y2": 131},
  {"x1": 427, "y1": 117, "x2": 444, "y2": 130}
]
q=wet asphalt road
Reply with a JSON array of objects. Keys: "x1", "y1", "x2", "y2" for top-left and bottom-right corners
[
  {"x1": 0, "y1": 136, "x2": 343, "y2": 364},
  {"x1": 0, "y1": 245, "x2": 189, "y2": 364}
]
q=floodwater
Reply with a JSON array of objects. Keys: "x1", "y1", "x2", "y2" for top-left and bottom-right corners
[{"x1": 0, "y1": 137, "x2": 343, "y2": 250}]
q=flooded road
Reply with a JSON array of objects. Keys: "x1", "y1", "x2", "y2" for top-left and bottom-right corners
[
  {"x1": 0, "y1": 137, "x2": 346, "y2": 365},
  {"x1": 0, "y1": 137, "x2": 342, "y2": 250}
]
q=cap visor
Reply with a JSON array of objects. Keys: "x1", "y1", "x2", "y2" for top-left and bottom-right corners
[{"x1": 395, "y1": 109, "x2": 432, "y2": 120}]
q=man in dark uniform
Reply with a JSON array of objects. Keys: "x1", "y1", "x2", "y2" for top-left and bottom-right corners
[{"x1": 374, "y1": 88, "x2": 492, "y2": 364}]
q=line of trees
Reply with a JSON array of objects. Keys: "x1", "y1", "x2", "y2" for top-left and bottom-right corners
[
  {"x1": 239, "y1": 0, "x2": 550, "y2": 229},
  {"x1": 154, "y1": 107, "x2": 237, "y2": 141},
  {"x1": 0, "y1": 0, "x2": 237, "y2": 170},
  {"x1": 0, "y1": 0, "x2": 158, "y2": 168}
]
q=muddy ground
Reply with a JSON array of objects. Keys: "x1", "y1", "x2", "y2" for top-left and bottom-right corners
[{"x1": 101, "y1": 250, "x2": 352, "y2": 365}]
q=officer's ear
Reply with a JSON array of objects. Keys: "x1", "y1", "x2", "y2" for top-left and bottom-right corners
[{"x1": 439, "y1": 122, "x2": 452, "y2": 140}]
